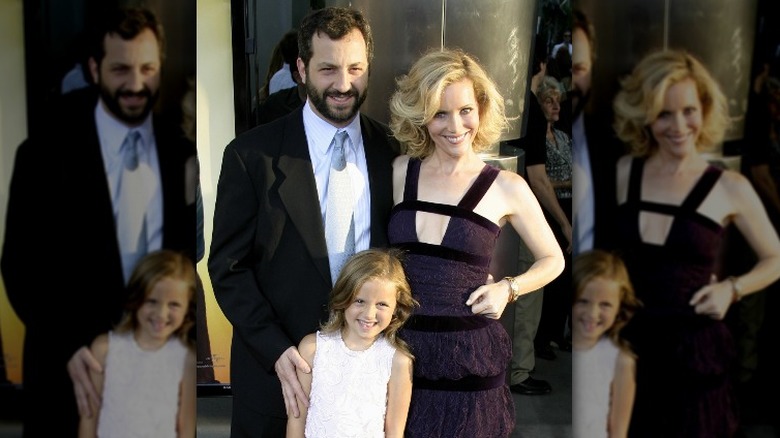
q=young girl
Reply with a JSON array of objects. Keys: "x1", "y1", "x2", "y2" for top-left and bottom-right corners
[
  {"x1": 572, "y1": 249, "x2": 641, "y2": 438},
  {"x1": 286, "y1": 248, "x2": 418, "y2": 438},
  {"x1": 78, "y1": 250, "x2": 197, "y2": 438}
]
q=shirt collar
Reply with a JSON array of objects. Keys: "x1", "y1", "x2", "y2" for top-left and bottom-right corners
[
  {"x1": 95, "y1": 99, "x2": 154, "y2": 157},
  {"x1": 302, "y1": 100, "x2": 361, "y2": 156}
]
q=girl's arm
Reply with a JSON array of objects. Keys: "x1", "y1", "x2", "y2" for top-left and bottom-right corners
[
  {"x1": 77, "y1": 334, "x2": 109, "y2": 438},
  {"x1": 608, "y1": 349, "x2": 636, "y2": 438},
  {"x1": 385, "y1": 350, "x2": 414, "y2": 438},
  {"x1": 286, "y1": 333, "x2": 316, "y2": 438},
  {"x1": 177, "y1": 347, "x2": 197, "y2": 438}
]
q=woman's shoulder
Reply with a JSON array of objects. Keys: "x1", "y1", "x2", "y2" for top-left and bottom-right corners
[
  {"x1": 711, "y1": 166, "x2": 760, "y2": 208},
  {"x1": 554, "y1": 128, "x2": 572, "y2": 143},
  {"x1": 616, "y1": 153, "x2": 636, "y2": 168},
  {"x1": 392, "y1": 154, "x2": 412, "y2": 169},
  {"x1": 716, "y1": 165, "x2": 751, "y2": 191},
  {"x1": 494, "y1": 166, "x2": 531, "y2": 196}
]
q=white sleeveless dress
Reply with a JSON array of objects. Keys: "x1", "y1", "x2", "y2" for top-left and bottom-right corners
[
  {"x1": 305, "y1": 330, "x2": 397, "y2": 438},
  {"x1": 573, "y1": 337, "x2": 620, "y2": 438},
  {"x1": 97, "y1": 331, "x2": 188, "y2": 438}
]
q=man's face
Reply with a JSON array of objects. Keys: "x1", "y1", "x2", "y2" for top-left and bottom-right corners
[
  {"x1": 90, "y1": 28, "x2": 161, "y2": 126},
  {"x1": 298, "y1": 28, "x2": 369, "y2": 128},
  {"x1": 571, "y1": 27, "x2": 592, "y2": 116}
]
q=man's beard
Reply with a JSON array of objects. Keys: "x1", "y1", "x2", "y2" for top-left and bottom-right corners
[
  {"x1": 306, "y1": 80, "x2": 367, "y2": 125},
  {"x1": 98, "y1": 83, "x2": 158, "y2": 125}
]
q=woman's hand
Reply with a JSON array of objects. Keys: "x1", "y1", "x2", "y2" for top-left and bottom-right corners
[
  {"x1": 689, "y1": 278, "x2": 734, "y2": 320},
  {"x1": 466, "y1": 280, "x2": 511, "y2": 319}
]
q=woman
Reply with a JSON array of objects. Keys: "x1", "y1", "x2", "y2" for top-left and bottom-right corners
[
  {"x1": 534, "y1": 76, "x2": 574, "y2": 357},
  {"x1": 387, "y1": 48, "x2": 564, "y2": 437},
  {"x1": 612, "y1": 49, "x2": 780, "y2": 437},
  {"x1": 539, "y1": 76, "x2": 573, "y2": 201}
]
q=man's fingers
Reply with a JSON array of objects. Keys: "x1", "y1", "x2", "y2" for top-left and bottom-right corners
[
  {"x1": 289, "y1": 349, "x2": 311, "y2": 374},
  {"x1": 67, "y1": 347, "x2": 102, "y2": 417},
  {"x1": 73, "y1": 383, "x2": 92, "y2": 418},
  {"x1": 282, "y1": 383, "x2": 300, "y2": 418}
]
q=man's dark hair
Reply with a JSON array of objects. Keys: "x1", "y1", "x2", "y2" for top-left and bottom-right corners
[
  {"x1": 279, "y1": 29, "x2": 300, "y2": 81},
  {"x1": 279, "y1": 29, "x2": 299, "y2": 66},
  {"x1": 297, "y1": 7, "x2": 373, "y2": 68},
  {"x1": 90, "y1": 7, "x2": 166, "y2": 66}
]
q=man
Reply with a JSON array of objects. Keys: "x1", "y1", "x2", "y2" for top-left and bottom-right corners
[
  {"x1": 255, "y1": 59, "x2": 306, "y2": 126},
  {"x1": 1, "y1": 7, "x2": 196, "y2": 437},
  {"x1": 571, "y1": 7, "x2": 623, "y2": 254},
  {"x1": 268, "y1": 29, "x2": 300, "y2": 96},
  {"x1": 208, "y1": 7, "x2": 399, "y2": 437},
  {"x1": 551, "y1": 30, "x2": 572, "y2": 58},
  {"x1": 507, "y1": 38, "x2": 562, "y2": 396}
]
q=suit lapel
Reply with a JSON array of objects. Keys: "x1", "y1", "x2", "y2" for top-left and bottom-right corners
[
  {"x1": 277, "y1": 110, "x2": 331, "y2": 283},
  {"x1": 361, "y1": 114, "x2": 394, "y2": 248}
]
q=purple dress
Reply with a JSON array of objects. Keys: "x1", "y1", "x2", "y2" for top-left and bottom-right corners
[
  {"x1": 617, "y1": 157, "x2": 738, "y2": 437},
  {"x1": 388, "y1": 158, "x2": 515, "y2": 437}
]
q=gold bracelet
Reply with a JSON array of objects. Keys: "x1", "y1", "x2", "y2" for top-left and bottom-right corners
[
  {"x1": 504, "y1": 276, "x2": 520, "y2": 303},
  {"x1": 727, "y1": 276, "x2": 743, "y2": 304}
]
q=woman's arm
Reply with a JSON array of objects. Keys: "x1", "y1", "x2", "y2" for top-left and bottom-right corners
[
  {"x1": 727, "y1": 171, "x2": 780, "y2": 295},
  {"x1": 503, "y1": 171, "x2": 565, "y2": 294},
  {"x1": 467, "y1": 171, "x2": 564, "y2": 319},
  {"x1": 177, "y1": 348, "x2": 197, "y2": 438},
  {"x1": 385, "y1": 350, "x2": 414, "y2": 438},
  {"x1": 286, "y1": 334, "x2": 316, "y2": 438},
  {"x1": 77, "y1": 334, "x2": 109, "y2": 438},
  {"x1": 690, "y1": 171, "x2": 780, "y2": 319},
  {"x1": 608, "y1": 349, "x2": 636, "y2": 438}
]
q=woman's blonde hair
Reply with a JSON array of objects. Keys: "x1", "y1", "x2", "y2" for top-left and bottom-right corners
[
  {"x1": 612, "y1": 49, "x2": 729, "y2": 157},
  {"x1": 389, "y1": 48, "x2": 509, "y2": 158},
  {"x1": 322, "y1": 248, "x2": 418, "y2": 358},
  {"x1": 573, "y1": 249, "x2": 641, "y2": 354}
]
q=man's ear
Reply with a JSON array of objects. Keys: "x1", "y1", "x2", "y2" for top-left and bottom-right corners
[
  {"x1": 88, "y1": 57, "x2": 99, "y2": 84},
  {"x1": 297, "y1": 57, "x2": 306, "y2": 84}
]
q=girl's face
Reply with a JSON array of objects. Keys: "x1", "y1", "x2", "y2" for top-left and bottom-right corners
[
  {"x1": 572, "y1": 276, "x2": 621, "y2": 350},
  {"x1": 135, "y1": 276, "x2": 190, "y2": 349},
  {"x1": 649, "y1": 78, "x2": 702, "y2": 158},
  {"x1": 342, "y1": 278, "x2": 397, "y2": 351},
  {"x1": 425, "y1": 78, "x2": 480, "y2": 158}
]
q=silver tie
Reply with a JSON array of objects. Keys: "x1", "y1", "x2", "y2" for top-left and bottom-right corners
[
  {"x1": 325, "y1": 131, "x2": 355, "y2": 285},
  {"x1": 117, "y1": 130, "x2": 148, "y2": 283},
  {"x1": 122, "y1": 130, "x2": 141, "y2": 171}
]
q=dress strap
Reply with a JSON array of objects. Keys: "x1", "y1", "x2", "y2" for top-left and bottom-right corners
[
  {"x1": 458, "y1": 164, "x2": 500, "y2": 211},
  {"x1": 626, "y1": 156, "x2": 644, "y2": 206},
  {"x1": 680, "y1": 165, "x2": 723, "y2": 212},
  {"x1": 403, "y1": 157, "x2": 422, "y2": 202}
]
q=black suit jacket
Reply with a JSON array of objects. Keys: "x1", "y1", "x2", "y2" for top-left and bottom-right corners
[
  {"x1": 208, "y1": 106, "x2": 399, "y2": 417},
  {"x1": 583, "y1": 112, "x2": 626, "y2": 251},
  {"x1": 0, "y1": 87, "x2": 196, "y2": 435}
]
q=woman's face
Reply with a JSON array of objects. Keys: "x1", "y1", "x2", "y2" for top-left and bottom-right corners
[
  {"x1": 541, "y1": 94, "x2": 561, "y2": 123},
  {"x1": 649, "y1": 78, "x2": 702, "y2": 157},
  {"x1": 426, "y1": 78, "x2": 480, "y2": 158}
]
